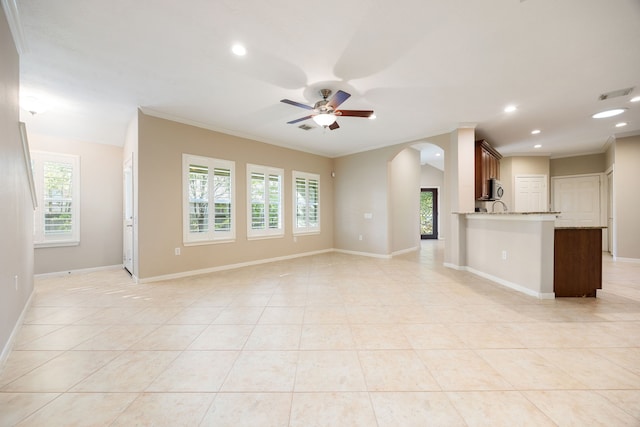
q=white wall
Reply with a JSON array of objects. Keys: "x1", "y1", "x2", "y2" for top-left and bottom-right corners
[
  {"x1": 0, "y1": 6, "x2": 34, "y2": 365},
  {"x1": 30, "y1": 135, "x2": 124, "y2": 274}
]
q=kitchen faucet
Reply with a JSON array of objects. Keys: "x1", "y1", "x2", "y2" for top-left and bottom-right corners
[{"x1": 491, "y1": 200, "x2": 508, "y2": 213}]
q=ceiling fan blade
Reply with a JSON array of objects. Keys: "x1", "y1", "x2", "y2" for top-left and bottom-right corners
[
  {"x1": 327, "y1": 90, "x2": 351, "y2": 110},
  {"x1": 328, "y1": 121, "x2": 340, "y2": 130},
  {"x1": 287, "y1": 115, "x2": 314, "y2": 124},
  {"x1": 281, "y1": 99, "x2": 314, "y2": 110},
  {"x1": 335, "y1": 109, "x2": 374, "y2": 118}
]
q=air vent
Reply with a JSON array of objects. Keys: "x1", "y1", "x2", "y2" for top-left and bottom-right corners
[
  {"x1": 598, "y1": 87, "x2": 634, "y2": 101},
  {"x1": 298, "y1": 124, "x2": 313, "y2": 131}
]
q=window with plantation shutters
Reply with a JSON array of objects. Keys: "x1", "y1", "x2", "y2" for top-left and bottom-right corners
[
  {"x1": 247, "y1": 164, "x2": 283, "y2": 239},
  {"x1": 32, "y1": 151, "x2": 80, "y2": 247},
  {"x1": 293, "y1": 171, "x2": 320, "y2": 234},
  {"x1": 183, "y1": 154, "x2": 235, "y2": 244}
]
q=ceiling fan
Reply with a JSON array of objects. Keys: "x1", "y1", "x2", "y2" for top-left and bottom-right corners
[{"x1": 280, "y1": 89, "x2": 374, "y2": 130}]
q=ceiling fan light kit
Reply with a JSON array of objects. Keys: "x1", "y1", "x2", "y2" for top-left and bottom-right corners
[{"x1": 281, "y1": 89, "x2": 374, "y2": 130}]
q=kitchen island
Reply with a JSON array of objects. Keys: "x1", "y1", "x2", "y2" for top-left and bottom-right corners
[{"x1": 451, "y1": 212, "x2": 559, "y2": 299}]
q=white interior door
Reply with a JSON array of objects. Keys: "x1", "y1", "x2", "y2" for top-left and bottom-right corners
[
  {"x1": 514, "y1": 175, "x2": 547, "y2": 212},
  {"x1": 123, "y1": 157, "x2": 134, "y2": 274},
  {"x1": 552, "y1": 174, "x2": 601, "y2": 228}
]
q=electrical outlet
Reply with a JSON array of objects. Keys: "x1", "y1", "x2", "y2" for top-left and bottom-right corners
[
  {"x1": 175, "y1": 248, "x2": 181, "y2": 256},
  {"x1": 358, "y1": 235, "x2": 363, "y2": 241},
  {"x1": 501, "y1": 250, "x2": 507, "y2": 260},
  {"x1": 14, "y1": 275, "x2": 18, "y2": 290}
]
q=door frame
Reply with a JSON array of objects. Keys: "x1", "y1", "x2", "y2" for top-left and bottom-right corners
[{"x1": 420, "y1": 187, "x2": 438, "y2": 240}]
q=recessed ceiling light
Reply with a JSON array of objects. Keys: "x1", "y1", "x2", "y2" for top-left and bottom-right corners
[
  {"x1": 504, "y1": 105, "x2": 517, "y2": 113},
  {"x1": 231, "y1": 44, "x2": 246, "y2": 56},
  {"x1": 615, "y1": 122, "x2": 627, "y2": 128},
  {"x1": 531, "y1": 129, "x2": 541, "y2": 135},
  {"x1": 534, "y1": 144, "x2": 542, "y2": 149},
  {"x1": 592, "y1": 108, "x2": 626, "y2": 119},
  {"x1": 631, "y1": 96, "x2": 640, "y2": 103}
]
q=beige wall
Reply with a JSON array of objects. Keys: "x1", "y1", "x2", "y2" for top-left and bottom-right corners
[
  {"x1": 420, "y1": 163, "x2": 444, "y2": 189},
  {"x1": 614, "y1": 135, "x2": 640, "y2": 259},
  {"x1": 0, "y1": 7, "x2": 34, "y2": 362},
  {"x1": 137, "y1": 112, "x2": 334, "y2": 279},
  {"x1": 390, "y1": 148, "x2": 421, "y2": 253},
  {"x1": 550, "y1": 153, "x2": 605, "y2": 177},
  {"x1": 30, "y1": 135, "x2": 124, "y2": 274},
  {"x1": 333, "y1": 145, "x2": 397, "y2": 255}
]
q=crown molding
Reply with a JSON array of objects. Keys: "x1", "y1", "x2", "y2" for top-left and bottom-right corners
[{"x1": 1, "y1": 0, "x2": 27, "y2": 54}]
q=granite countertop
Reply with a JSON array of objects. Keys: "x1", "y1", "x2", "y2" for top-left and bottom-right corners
[
  {"x1": 555, "y1": 226, "x2": 607, "y2": 229},
  {"x1": 455, "y1": 212, "x2": 561, "y2": 215}
]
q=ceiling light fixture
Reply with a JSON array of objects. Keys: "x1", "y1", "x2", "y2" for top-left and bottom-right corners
[
  {"x1": 531, "y1": 129, "x2": 541, "y2": 135},
  {"x1": 534, "y1": 144, "x2": 542, "y2": 149},
  {"x1": 369, "y1": 114, "x2": 376, "y2": 120},
  {"x1": 615, "y1": 122, "x2": 627, "y2": 128},
  {"x1": 631, "y1": 96, "x2": 640, "y2": 103},
  {"x1": 504, "y1": 105, "x2": 517, "y2": 113},
  {"x1": 231, "y1": 44, "x2": 246, "y2": 56},
  {"x1": 592, "y1": 108, "x2": 626, "y2": 119},
  {"x1": 313, "y1": 113, "x2": 336, "y2": 127}
]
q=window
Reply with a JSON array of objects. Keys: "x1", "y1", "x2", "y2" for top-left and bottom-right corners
[
  {"x1": 183, "y1": 154, "x2": 235, "y2": 244},
  {"x1": 247, "y1": 164, "x2": 284, "y2": 239},
  {"x1": 31, "y1": 151, "x2": 80, "y2": 247},
  {"x1": 293, "y1": 171, "x2": 320, "y2": 234}
]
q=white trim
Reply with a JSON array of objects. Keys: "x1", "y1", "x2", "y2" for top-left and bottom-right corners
[
  {"x1": 444, "y1": 263, "x2": 555, "y2": 299},
  {"x1": 139, "y1": 249, "x2": 333, "y2": 283},
  {"x1": 465, "y1": 266, "x2": 555, "y2": 299},
  {"x1": 1, "y1": 0, "x2": 27, "y2": 54},
  {"x1": 333, "y1": 249, "x2": 392, "y2": 259},
  {"x1": 443, "y1": 262, "x2": 465, "y2": 271},
  {"x1": 34, "y1": 264, "x2": 125, "y2": 279},
  {"x1": 612, "y1": 256, "x2": 640, "y2": 264},
  {"x1": 0, "y1": 290, "x2": 34, "y2": 371},
  {"x1": 391, "y1": 246, "x2": 419, "y2": 256}
]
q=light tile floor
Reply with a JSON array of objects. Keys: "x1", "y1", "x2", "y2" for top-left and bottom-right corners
[{"x1": 1, "y1": 241, "x2": 639, "y2": 426}]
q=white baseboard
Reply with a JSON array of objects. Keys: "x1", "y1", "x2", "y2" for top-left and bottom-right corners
[
  {"x1": 0, "y1": 290, "x2": 34, "y2": 372},
  {"x1": 446, "y1": 264, "x2": 555, "y2": 299},
  {"x1": 34, "y1": 264, "x2": 124, "y2": 279},
  {"x1": 139, "y1": 249, "x2": 334, "y2": 283},
  {"x1": 612, "y1": 256, "x2": 640, "y2": 264},
  {"x1": 332, "y1": 249, "x2": 392, "y2": 259},
  {"x1": 391, "y1": 246, "x2": 419, "y2": 256},
  {"x1": 443, "y1": 262, "x2": 465, "y2": 271}
]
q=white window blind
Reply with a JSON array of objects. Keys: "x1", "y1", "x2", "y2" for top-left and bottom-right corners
[
  {"x1": 183, "y1": 154, "x2": 235, "y2": 244},
  {"x1": 32, "y1": 151, "x2": 80, "y2": 247},
  {"x1": 293, "y1": 171, "x2": 320, "y2": 234},
  {"x1": 247, "y1": 164, "x2": 283, "y2": 238}
]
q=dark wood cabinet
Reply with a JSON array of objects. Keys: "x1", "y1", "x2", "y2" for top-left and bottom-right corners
[
  {"x1": 475, "y1": 140, "x2": 502, "y2": 200},
  {"x1": 554, "y1": 228, "x2": 603, "y2": 297}
]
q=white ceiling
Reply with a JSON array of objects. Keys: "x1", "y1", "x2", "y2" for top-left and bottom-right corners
[{"x1": 11, "y1": 0, "x2": 640, "y2": 163}]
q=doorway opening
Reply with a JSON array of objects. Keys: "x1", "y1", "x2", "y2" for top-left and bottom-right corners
[{"x1": 420, "y1": 188, "x2": 438, "y2": 239}]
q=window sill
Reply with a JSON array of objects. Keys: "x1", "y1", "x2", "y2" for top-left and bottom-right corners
[
  {"x1": 34, "y1": 240, "x2": 80, "y2": 249},
  {"x1": 183, "y1": 238, "x2": 236, "y2": 247},
  {"x1": 247, "y1": 234, "x2": 285, "y2": 241}
]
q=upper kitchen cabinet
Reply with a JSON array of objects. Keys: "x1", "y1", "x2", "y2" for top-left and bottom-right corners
[{"x1": 475, "y1": 139, "x2": 502, "y2": 200}]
